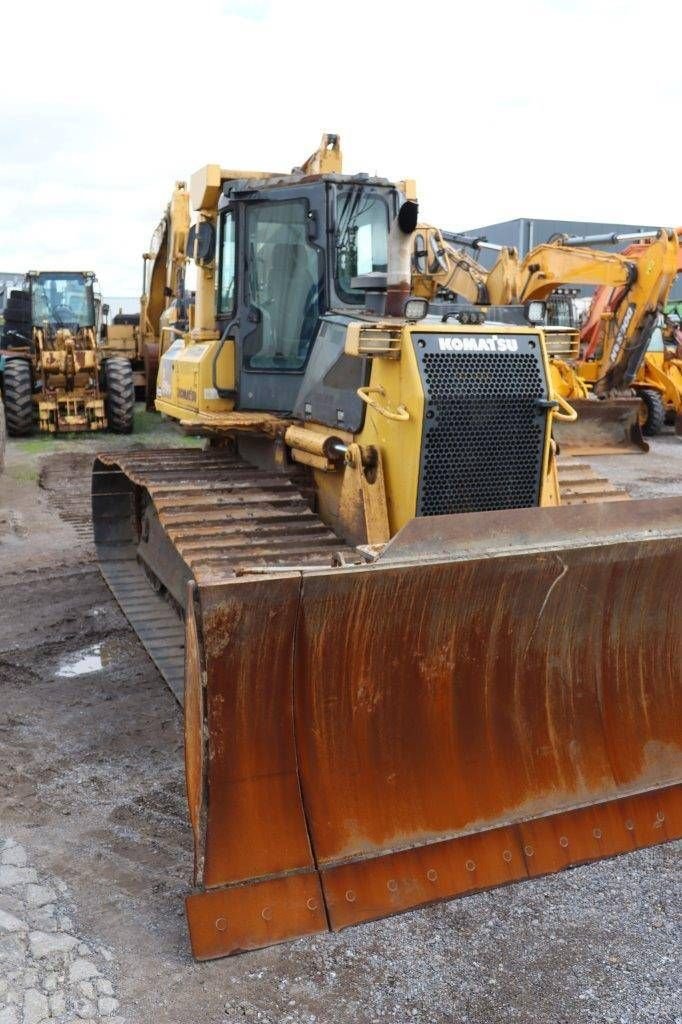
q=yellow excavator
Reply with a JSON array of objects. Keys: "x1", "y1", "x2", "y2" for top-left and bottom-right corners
[
  {"x1": 99, "y1": 182, "x2": 190, "y2": 408},
  {"x1": 412, "y1": 225, "x2": 680, "y2": 452},
  {"x1": 92, "y1": 136, "x2": 681, "y2": 960}
]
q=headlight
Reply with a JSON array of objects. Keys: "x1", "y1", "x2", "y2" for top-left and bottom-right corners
[
  {"x1": 403, "y1": 297, "x2": 429, "y2": 322},
  {"x1": 525, "y1": 300, "x2": 546, "y2": 324}
]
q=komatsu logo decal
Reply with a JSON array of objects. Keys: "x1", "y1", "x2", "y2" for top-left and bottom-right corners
[{"x1": 437, "y1": 335, "x2": 519, "y2": 353}]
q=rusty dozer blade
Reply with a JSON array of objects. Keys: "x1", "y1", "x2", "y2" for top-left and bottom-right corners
[
  {"x1": 184, "y1": 497, "x2": 681, "y2": 959},
  {"x1": 553, "y1": 397, "x2": 648, "y2": 455}
]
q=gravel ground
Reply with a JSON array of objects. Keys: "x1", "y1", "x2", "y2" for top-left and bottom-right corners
[
  {"x1": 0, "y1": 836, "x2": 121, "y2": 1024},
  {"x1": 0, "y1": 414, "x2": 680, "y2": 1023}
]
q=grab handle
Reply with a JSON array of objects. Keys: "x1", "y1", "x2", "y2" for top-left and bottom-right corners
[{"x1": 357, "y1": 386, "x2": 410, "y2": 422}]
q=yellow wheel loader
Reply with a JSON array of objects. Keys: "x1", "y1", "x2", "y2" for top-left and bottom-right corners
[
  {"x1": 98, "y1": 183, "x2": 190, "y2": 409},
  {"x1": 92, "y1": 136, "x2": 681, "y2": 960},
  {"x1": 1, "y1": 271, "x2": 134, "y2": 435}
]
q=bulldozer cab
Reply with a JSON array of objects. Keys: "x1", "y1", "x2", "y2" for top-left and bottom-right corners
[{"x1": 215, "y1": 178, "x2": 401, "y2": 412}]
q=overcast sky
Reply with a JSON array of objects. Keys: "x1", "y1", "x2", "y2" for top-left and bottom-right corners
[{"x1": 2, "y1": 0, "x2": 681, "y2": 296}]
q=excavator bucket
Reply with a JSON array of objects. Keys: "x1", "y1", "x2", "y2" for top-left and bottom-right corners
[
  {"x1": 552, "y1": 397, "x2": 648, "y2": 455},
  {"x1": 92, "y1": 452, "x2": 681, "y2": 960}
]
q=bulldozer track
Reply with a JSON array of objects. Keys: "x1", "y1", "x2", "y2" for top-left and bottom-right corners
[
  {"x1": 557, "y1": 459, "x2": 629, "y2": 504},
  {"x1": 90, "y1": 448, "x2": 630, "y2": 701},
  {"x1": 92, "y1": 448, "x2": 362, "y2": 701}
]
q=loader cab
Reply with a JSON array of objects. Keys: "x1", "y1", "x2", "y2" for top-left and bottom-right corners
[
  {"x1": 27, "y1": 271, "x2": 97, "y2": 335},
  {"x1": 216, "y1": 177, "x2": 401, "y2": 413}
]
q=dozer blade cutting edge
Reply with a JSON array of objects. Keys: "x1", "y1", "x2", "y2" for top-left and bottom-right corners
[
  {"x1": 92, "y1": 451, "x2": 682, "y2": 960},
  {"x1": 552, "y1": 397, "x2": 648, "y2": 455}
]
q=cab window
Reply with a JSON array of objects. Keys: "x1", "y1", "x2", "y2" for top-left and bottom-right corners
[
  {"x1": 335, "y1": 189, "x2": 389, "y2": 302},
  {"x1": 244, "y1": 200, "x2": 322, "y2": 371},
  {"x1": 218, "y1": 210, "x2": 236, "y2": 316}
]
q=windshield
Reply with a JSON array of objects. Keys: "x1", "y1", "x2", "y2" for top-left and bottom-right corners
[
  {"x1": 31, "y1": 272, "x2": 96, "y2": 329},
  {"x1": 335, "y1": 188, "x2": 389, "y2": 303}
]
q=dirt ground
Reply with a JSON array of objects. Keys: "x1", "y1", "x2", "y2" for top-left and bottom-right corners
[{"x1": 0, "y1": 412, "x2": 680, "y2": 1024}]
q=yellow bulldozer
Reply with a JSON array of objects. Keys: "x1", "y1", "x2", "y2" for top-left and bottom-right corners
[
  {"x1": 92, "y1": 136, "x2": 681, "y2": 960},
  {"x1": 1, "y1": 270, "x2": 134, "y2": 435},
  {"x1": 98, "y1": 182, "x2": 190, "y2": 408}
]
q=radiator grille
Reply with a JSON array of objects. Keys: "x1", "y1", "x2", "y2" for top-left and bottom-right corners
[{"x1": 415, "y1": 338, "x2": 548, "y2": 516}]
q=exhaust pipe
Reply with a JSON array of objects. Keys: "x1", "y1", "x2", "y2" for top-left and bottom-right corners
[{"x1": 385, "y1": 200, "x2": 419, "y2": 317}]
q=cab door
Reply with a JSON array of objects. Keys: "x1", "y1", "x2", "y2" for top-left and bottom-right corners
[{"x1": 236, "y1": 185, "x2": 326, "y2": 413}]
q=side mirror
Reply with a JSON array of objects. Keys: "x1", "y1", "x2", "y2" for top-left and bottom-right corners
[
  {"x1": 397, "y1": 200, "x2": 419, "y2": 235},
  {"x1": 102, "y1": 303, "x2": 110, "y2": 317},
  {"x1": 187, "y1": 221, "x2": 216, "y2": 267}
]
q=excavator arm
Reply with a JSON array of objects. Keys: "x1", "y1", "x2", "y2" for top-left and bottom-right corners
[
  {"x1": 411, "y1": 226, "x2": 526, "y2": 305},
  {"x1": 511, "y1": 244, "x2": 637, "y2": 302},
  {"x1": 140, "y1": 182, "x2": 191, "y2": 353},
  {"x1": 578, "y1": 231, "x2": 681, "y2": 392},
  {"x1": 411, "y1": 227, "x2": 640, "y2": 307}
]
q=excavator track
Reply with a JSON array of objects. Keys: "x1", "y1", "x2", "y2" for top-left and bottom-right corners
[{"x1": 92, "y1": 448, "x2": 361, "y2": 702}]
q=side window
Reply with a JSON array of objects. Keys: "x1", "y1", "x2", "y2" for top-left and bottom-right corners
[
  {"x1": 335, "y1": 190, "x2": 389, "y2": 302},
  {"x1": 218, "y1": 210, "x2": 236, "y2": 316},
  {"x1": 244, "y1": 200, "x2": 322, "y2": 371}
]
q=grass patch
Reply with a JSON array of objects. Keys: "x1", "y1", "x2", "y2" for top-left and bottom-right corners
[
  {"x1": 17, "y1": 437, "x2": 60, "y2": 455},
  {"x1": 6, "y1": 464, "x2": 39, "y2": 483},
  {"x1": 133, "y1": 408, "x2": 168, "y2": 433}
]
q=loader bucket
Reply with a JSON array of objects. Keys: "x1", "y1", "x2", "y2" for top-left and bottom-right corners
[
  {"x1": 184, "y1": 498, "x2": 681, "y2": 959},
  {"x1": 552, "y1": 397, "x2": 648, "y2": 454}
]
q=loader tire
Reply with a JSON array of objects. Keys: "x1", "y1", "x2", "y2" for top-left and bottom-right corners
[
  {"x1": 639, "y1": 388, "x2": 665, "y2": 437},
  {"x1": 104, "y1": 357, "x2": 135, "y2": 434},
  {"x1": 3, "y1": 359, "x2": 33, "y2": 436}
]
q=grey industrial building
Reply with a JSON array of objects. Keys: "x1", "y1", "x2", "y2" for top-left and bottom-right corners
[{"x1": 460, "y1": 218, "x2": 682, "y2": 302}]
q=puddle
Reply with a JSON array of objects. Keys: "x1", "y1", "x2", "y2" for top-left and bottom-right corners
[
  {"x1": 54, "y1": 637, "x2": 125, "y2": 678},
  {"x1": 56, "y1": 644, "x2": 103, "y2": 678}
]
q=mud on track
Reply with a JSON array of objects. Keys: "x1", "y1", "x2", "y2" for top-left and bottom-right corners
[{"x1": 0, "y1": 422, "x2": 680, "y2": 1024}]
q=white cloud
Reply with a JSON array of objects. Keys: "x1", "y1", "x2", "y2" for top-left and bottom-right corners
[{"x1": 2, "y1": 0, "x2": 681, "y2": 294}]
